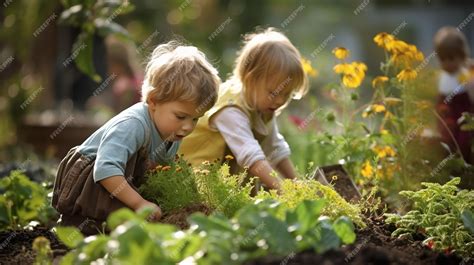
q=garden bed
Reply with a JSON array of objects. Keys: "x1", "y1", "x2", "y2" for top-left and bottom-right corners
[
  {"x1": 0, "y1": 227, "x2": 68, "y2": 265},
  {"x1": 246, "y1": 216, "x2": 467, "y2": 265},
  {"x1": 0, "y1": 215, "x2": 470, "y2": 265}
]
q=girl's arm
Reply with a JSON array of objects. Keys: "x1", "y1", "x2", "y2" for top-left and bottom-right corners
[
  {"x1": 99, "y1": 176, "x2": 162, "y2": 220},
  {"x1": 275, "y1": 157, "x2": 297, "y2": 180},
  {"x1": 249, "y1": 160, "x2": 282, "y2": 190}
]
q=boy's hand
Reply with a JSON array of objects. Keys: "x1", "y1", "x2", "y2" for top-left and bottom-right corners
[{"x1": 136, "y1": 199, "x2": 162, "y2": 222}]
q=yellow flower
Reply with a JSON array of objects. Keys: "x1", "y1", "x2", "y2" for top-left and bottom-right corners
[
  {"x1": 372, "y1": 146, "x2": 396, "y2": 158},
  {"x1": 386, "y1": 40, "x2": 409, "y2": 54},
  {"x1": 342, "y1": 73, "x2": 363, "y2": 89},
  {"x1": 333, "y1": 63, "x2": 350, "y2": 74},
  {"x1": 334, "y1": 62, "x2": 367, "y2": 89},
  {"x1": 332, "y1": 47, "x2": 350, "y2": 60},
  {"x1": 331, "y1": 175, "x2": 338, "y2": 181},
  {"x1": 396, "y1": 69, "x2": 417, "y2": 82},
  {"x1": 225, "y1": 155, "x2": 234, "y2": 160},
  {"x1": 373, "y1": 104, "x2": 386, "y2": 113},
  {"x1": 372, "y1": 76, "x2": 389, "y2": 89},
  {"x1": 362, "y1": 104, "x2": 386, "y2": 118},
  {"x1": 380, "y1": 129, "x2": 389, "y2": 135},
  {"x1": 162, "y1": 165, "x2": 172, "y2": 171},
  {"x1": 374, "y1": 32, "x2": 395, "y2": 50},
  {"x1": 155, "y1": 165, "x2": 163, "y2": 171},
  {"x1": 176, "y1": 166, "x2": 182, "y2": 172},
  {"x1": 301, "y1": 58, "x2": 318, "y2": 77},
  {"x1": 361, "y1": 160, "x2": 374, "y2": 178},
  {"x1": 202, "y1": 160, "x2": 211, "y2": 166}
]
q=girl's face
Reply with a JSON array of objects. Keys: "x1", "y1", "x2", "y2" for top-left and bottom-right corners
[
  {"x1": 148, "y1": 100, "x2": 204, "y2": 141},
  {"x1": 252, "y1": 79, "x2": 294, "y2": 117}
]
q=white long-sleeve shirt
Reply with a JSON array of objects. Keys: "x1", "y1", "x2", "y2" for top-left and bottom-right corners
[{"x1": 211, "y1": 107, "x2": 291, "y2": 168}]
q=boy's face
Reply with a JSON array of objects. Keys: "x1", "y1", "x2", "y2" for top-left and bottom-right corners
[
  {"x1": 148, "y1": 100, "x2": 204, "y2": 141},
  {"x1": 440, "y1": 56, "x2": 464, "y2": 74}
]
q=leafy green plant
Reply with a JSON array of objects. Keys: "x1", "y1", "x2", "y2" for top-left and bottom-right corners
[
  {"x1": 139, "y1": 157, "x2": 202, "y2": 212},
  {"x1": 0, "y1": 170, "x2": 56, "y2": 230},
  {"x1": 56, "y1": 199, "x2": 356, "y2": 264},
  {"x1": 140, "y1": 156, "x2": 252, "y2": 218},
  {"x1": 256, "y1": 178, "x2": 365, "y2": 228},
  {"x1": 193, "y1": 159, "x2": 253, "y2": 218},
  {"x1": 385, "y1": 177, "x2": 474, "y2": 257}
]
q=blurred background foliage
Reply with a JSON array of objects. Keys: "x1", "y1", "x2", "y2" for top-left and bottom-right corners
[{"x1": 0, "y1": 0, "x2": 473, "y2": 204}]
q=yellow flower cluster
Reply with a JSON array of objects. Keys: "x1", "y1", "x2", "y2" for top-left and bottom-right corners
[
  {"x1": 374, "y1": 32, "x2": 424, "y2": 69},
  {"x1": 333, "y1": 61, "x2": 368, "y2": 89}
]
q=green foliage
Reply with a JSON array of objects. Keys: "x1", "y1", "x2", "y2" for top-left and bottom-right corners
[
  {"x1": 193, "y1": 161, "x2": 253, "y2": 218},
  {"x1": 385, "y1": 177, "x2": 474, "y2": 257},
  {"x1": 0, "y1": 170, "x2": 55, "y2": 230},
  {"x1": 59, "y1": 0, "x2": 134, "y2": 81},
  {"x1": 255, "y1": 178, "x2": 365, "y2": 228},
  {"x1": 139, "y1": 157, "x2": 252, "y2": 218},
  {"x1": 139, "y1": 158, "x2": 201, "y2": 212},
  {"x1": 57, "y1": 199, "x2": 356, "y2": 264}
]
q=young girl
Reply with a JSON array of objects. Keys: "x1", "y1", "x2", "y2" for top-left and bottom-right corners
[
  {"x1": 433, "y1": 27, "x2": 474, "y2": 163},
  {"x1": 52, "y1": 42, "x2": 220, "y2": 235},
  {"x1": 179, "y1": 28, "x2": 308, "y2": 191}
]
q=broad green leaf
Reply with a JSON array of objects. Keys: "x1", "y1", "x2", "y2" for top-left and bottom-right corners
[
  {"x1": 260, "y1": 215, "x2": 296, "y2": 255},
  {"x1": 333, "y1": 216, "x2": 356, "y2": 244},
  {"x1": 73, "y1": 33, "x2": 101, "y2": 82},
  {"x1": 55, "y1": 227, "x2": 84, "y2": 248},
  {"x1": 295, "y1": 200, "x2": 325, "y2": 233}
]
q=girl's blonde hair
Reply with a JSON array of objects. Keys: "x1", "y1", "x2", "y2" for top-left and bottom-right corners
[
  {"x1": 141, "y1": 41, "x2": 220, "y2": 112},
  {"x1": 230, "y1": 27, "x2": 308, "y2": 109}
]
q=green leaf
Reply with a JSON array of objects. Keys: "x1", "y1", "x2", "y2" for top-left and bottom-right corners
[
  {"x1": 107, "y1": 208, "x2": 140, "y2": 229},
  {"x1": 260, "y1": 215, "x2": 296, "y2": 255},
  {"x1": 333, "y1": 216, "x2": 356, "y2": 244},
  {"x1": 73, "y1": 33, "x2": 102, "y2": 83},
  {"x1": 295, "y1": 200, "x2": 325, "y2": 233},
  {"x1": 461, "y1": 209, "x2": 474, "y2": 234},
  {"x1": 94, "y1": 19, "x2": 131, "y2": 41},
  {"x1": 313, "y1": 218, "x2": 340, "y2": 253},
  {"x1": 55, "y1": 227, "x2": 84, "y2": 248},
  {"x1": 188, "y1": 213, "x2": 233, "y2": 233}
]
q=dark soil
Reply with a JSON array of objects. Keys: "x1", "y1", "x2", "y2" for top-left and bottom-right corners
[
  {"x1": 161, "y1": 203, "x2": 213, "y2": 230},
  {"x1": 246, "y1": 216, "x2": 471, "y2": 265},
  {"x1": 0, "y1": 227, "x2": 68, "y2": 265}
]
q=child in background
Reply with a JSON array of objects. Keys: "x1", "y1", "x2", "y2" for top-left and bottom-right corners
[
  {"x1": 52, "y1": 42, "x2": 220, "y2": 235},
  {"x1": 434, "y1": 26, "x2": 473, "y2": 163},
  {"x1": 179, "y1": 28, "x2": 308, "y2": 192}
]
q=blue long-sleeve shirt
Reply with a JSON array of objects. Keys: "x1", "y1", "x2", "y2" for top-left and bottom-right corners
[{"x1": 77, "y1": 102, "x2": 180, "y2": 182}]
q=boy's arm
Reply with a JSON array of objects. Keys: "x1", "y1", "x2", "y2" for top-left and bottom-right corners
[
  {"x1": 275, "y1": 157, "x2": 297, "y2": 180},
  {"x1": 99, "y1": 176, "x2": 162, "y2": 220}
]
